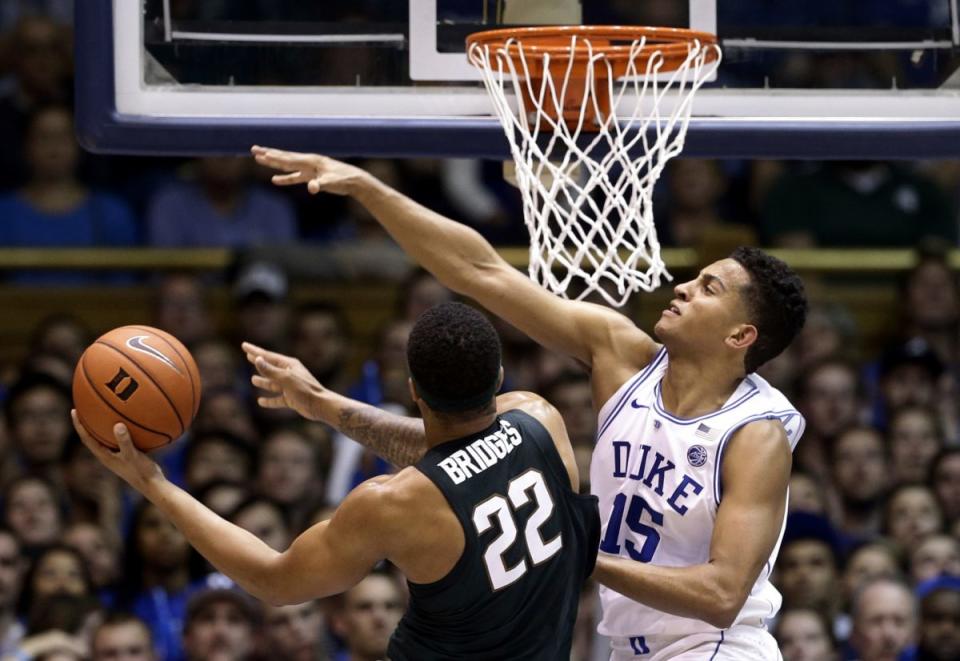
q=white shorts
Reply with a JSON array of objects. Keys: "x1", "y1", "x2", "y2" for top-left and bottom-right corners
[{"x1": 609, "y1": 624, "x2": 782, "y2": 661}]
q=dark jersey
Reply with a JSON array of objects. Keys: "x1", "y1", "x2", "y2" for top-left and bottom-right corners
[{"x1": 387, "y1": 409, "x2": 601, "y2": 660}]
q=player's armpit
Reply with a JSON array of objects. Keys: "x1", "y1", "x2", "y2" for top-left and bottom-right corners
[
  {"x1": 268, "y1": 478, "x2": 393, "y2": 605},
  {"x1": 708, "y1": 419, "x2": 792, "y2": 622}
]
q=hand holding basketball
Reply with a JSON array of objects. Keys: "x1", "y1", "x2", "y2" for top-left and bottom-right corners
[
  {"x1": 243, "y1": 341, "x2": 325, "y2": 420},
  {"x1": 251, "y1": 146, "x2": 366, "y2": 196},
  {"x1": 71, "y1": 412, "x2": 165, "y2": 493}
]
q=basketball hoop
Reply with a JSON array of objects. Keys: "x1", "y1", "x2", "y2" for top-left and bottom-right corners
[{"x1": 467, "y1": 26, "x2": 721, "y2": 306}]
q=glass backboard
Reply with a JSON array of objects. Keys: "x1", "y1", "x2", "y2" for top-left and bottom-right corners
[{"x1": 76, "y1": 0, "x2": 960, "y2": 157}]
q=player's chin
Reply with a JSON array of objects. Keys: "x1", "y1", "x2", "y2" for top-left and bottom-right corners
[{"x1": 653, "y1": 314, "x2": 676, "y2": 336}]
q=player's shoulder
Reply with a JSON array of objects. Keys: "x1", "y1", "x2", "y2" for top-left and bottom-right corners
[
  {"x1": 338, "y1": 471, "x2": 434, "y2": 529},
  {"x1": 496, "y1": 390, "x2": 559, "y2": 421}
]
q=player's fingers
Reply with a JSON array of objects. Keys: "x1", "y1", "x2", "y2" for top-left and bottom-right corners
[
  {"x1": 114, "y1": 423, "x2": 137, "y2": 458},
  {"x1": 256, "y1": 395, "x2": 287, "y2": 409},
  {"x1": 271, "y1": 172, "x2": 311, "y2": 186},
  {"x1": 71, "y1": 411, "x2": 117, "y2": 459},
  {"x1": 241, "y1": 342, "x2": 290, "y2": 366},
  {"x1": 251, "y1": 374, "x2": 281, "y2": 392},
  {"x1": 252, "y1": 148, "x2": 311, "y2": 173},
  {"x1": 254, "y1": 356, "x2": 286, "y2": 380}
]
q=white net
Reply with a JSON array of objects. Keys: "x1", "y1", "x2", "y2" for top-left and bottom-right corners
[{"x1": 468, "y1": 31, "x2": 721, "y2": 307}]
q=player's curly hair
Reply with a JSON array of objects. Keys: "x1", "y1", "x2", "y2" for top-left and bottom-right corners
[
  {"x1": 407, "y1": 302, "x2": 501, "y2": 415},
  {"x1": 730, "y1": 246, "x2": 808, "y2": 374}
]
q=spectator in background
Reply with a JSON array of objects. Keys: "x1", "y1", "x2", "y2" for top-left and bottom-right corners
[
  {"x1": 849, "y1": 577, "x2": 917, "y2": 661},
  {"x1": 830, "y1": 426, "x2": 889, "y2": 543},
  {"x1": 659, "y1": 159, "x2": 743, "y2": 247},
  {"x1": 232, "y1": 261, "x2": 290, "y2": 353},
  {"x1": 0, "y1": 15, "x2": 71, "y2": 190},
  {"x1": 256, "y1": 427, "x2": 324, "y2": 526},
  {"x1": 262, "y1": 599, "x2": 330, "y2": 661},
  {"x1": 182, "y1": 431, "x2": 256, "y2": 493},
  {"x1": 194, "y1": 389, "x2": 259, "y2": 444},
  {"x1": 90, "y1": 611, "x2": 156, "y2": 661},
  {"x1": 225, "y1": 496, "x2": 290, "y2": 553},
  {"x1": 152, "y1": 274, "x2": 214, "y2": 349},
  {"x1": 291, "y1": 303, "x2": 351, "y2": 394},
  {"x1": 543, "y1": 371, "x2": 594, "y2": 450},
  {"x1": 788, "y1": 469, "x2": 831, "y2": 516},
  {"x1": 181, "y1": 588, "x2": 259, "y2": 661},
  {"x1": 397, "y1": 270, "x2": 455, "y2": 323},
  {"x1": 147, "y1": 157, "x2": 296, "y2": 248},
  {"x1": 914, "y1": 577, "x2": 960, "y2": 661},
  {"x1": 883, "y1": 484, "x2": 944, "y2": 553},
  {"x1": 2, "y1": 475, "x2": 65, "y2": 554},
  {"x1": 331, "y1": 571, "x2": 404, "y2": 661},
  {"x1": 761, "y1": 161, "x2": 955, "y2": 247},
  {"x1": 118, "y1": 501, "x2": 211, "y2": 661},
  {"x1": 194, "y1": 481, "x2": 249, "y2": 521},
  {"x1": 931, "y1": 448, "x2": 960, "y2": 527},
  {"x1": 876, "y1": 339, "x2": 945, "y2": 431},
  {"x1": 0, "y1": 107, "x2": 138, "y2": 283},
  {"x1": 3, "y1": 372, "x2": 71, "y2": 483},
  {"x1": 898, "y1": 246, "x2": 960, "y2": 371},
  {"x1": 888, "y1": 405, "x2": 945, "y2": 486},
  {"x1": 28, "y1": 314, "x2": 89, "y2": 370},
  {"x1": 0, "y1": 528, "x2": 26, "y2": 656},
  {"x1": 9, "y1": 592, "x2": 99, "y2": 661},
  {"x1": 61, "y1": 440, "x2": 122, "y2": 545},
  {"x1": 192, "y1": 338, "x2": 242, "y2": 394},
  {"x1": 795, "y1": 359, "x2": 863, "y2": 478},
  {"x1": 16, "y1": 545, "x2": 93, "y2": 622},
  {"x1": 776, "y1": 513, "x2": 843, "y2": 630},
  {"x1": 63, "y1": 522, "x2": 119, "y2": 599},
  {"x1": 909, "y1": 535, "x2": 960, "y2": 586},
  {"x1": 774, "y1": 608, "x2": 837, "y2": 661},
  {"x1": 842, "y1": 542, "x2": 903, "y2": 618}
]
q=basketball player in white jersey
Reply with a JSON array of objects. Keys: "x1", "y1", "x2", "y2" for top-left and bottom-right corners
[{"x1": 252, "y1": 146, "x2": 809, "y2": 660}]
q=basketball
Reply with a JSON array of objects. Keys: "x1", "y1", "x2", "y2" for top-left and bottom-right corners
[{"x1": 72, "y1": 325, "x2": 201, "y2": 451}]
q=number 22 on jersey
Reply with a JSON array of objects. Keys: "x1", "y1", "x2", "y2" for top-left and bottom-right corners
[{"x1": 472, "y1": 469, "x2": 563, "y2": 590}]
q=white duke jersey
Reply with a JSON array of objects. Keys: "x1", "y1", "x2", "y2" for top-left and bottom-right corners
[{"x1": 591, "y1": 347, "x2": 805, "y2": 643}]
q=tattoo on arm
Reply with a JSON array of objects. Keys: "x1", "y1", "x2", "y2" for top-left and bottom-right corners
[{"x1": 337, "y1": 405, "x2": 428, "y2": 468}]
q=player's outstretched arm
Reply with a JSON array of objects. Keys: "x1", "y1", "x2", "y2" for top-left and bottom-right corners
[
  {"x1": 244, "y1": 341, "x2": 427, "y2": 467},
  {"x1": 72, "y1": 412, "x2": 388, "y2": 605},
  {"x1": 251, "y1": 146, "x2": 657, "y2": 379},
  {"x1": 592, "y1": 419, "x2": 791, "y2": 629}
]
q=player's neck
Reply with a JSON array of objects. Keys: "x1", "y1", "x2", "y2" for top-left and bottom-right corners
[
  {"x1": 421, "y1": 410, "x2": 499, "y2": 449},
  {"x1": 660, "y1": 355, "x2": 745, "y2": 420}
]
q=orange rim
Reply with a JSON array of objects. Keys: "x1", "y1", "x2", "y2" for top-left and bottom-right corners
[{"x1": 466, "y1": 25, "x2": 720, "y2": 74}]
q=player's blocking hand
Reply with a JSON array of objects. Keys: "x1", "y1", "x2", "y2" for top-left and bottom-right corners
[
  {"x1": 242, "y1": 341, "x2": 326, "y2": 421},
  {"x1": 70, "y1": 410, "x2": 165, "y2": 493},
  {"x1": 250, "y1": 145, "x2": 367, "y2": 196}
]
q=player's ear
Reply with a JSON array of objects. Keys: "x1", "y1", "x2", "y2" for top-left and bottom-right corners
[
  {"x1": 496, "y1": 366, "x2": 504, "y2": 392},
  {"x1": 408, "y1": 377, "x2": 422, "y2": 405},
  {"x1": 726, "y1": 323, "x2": 758, "y2": 351}
]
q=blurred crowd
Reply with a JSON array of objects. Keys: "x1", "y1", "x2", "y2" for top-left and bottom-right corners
[{"x1": 0, "y1": 4, "x2": 958, "y2": 661}]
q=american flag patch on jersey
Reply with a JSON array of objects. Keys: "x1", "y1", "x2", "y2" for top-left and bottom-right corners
[{"x1": 695, "y1": 423, "x2": 712, "y2": 439}]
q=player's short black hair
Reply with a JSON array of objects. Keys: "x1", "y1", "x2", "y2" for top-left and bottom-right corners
[
  {"x1": 730, "y1": 246, "x2": 808, "y2": 374},
  {"x1": 407, "y1": 302, "x2": 501, "y2": 414}
]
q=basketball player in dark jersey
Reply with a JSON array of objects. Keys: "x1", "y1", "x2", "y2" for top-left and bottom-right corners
[{"x1": 72, "y1": 302, "x2": 600, "y2": 660}]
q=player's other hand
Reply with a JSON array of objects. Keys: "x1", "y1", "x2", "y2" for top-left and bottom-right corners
[
  {"x1": 243, "y1": 341, "x2": 326, "y2": 421},
  {"x1": 71, "y1": 411, "x2": 165, "y2": 493},
  {"x1": 251, "y1": 145, "x2": 367, "y2": 196}
]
